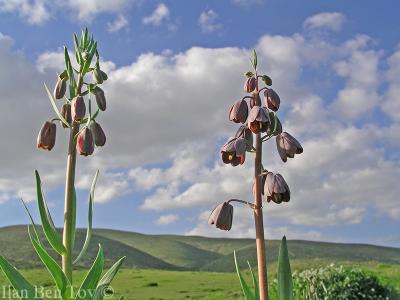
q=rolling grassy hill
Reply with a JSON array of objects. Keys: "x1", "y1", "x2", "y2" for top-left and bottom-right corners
[{"x1": 0, "y1": 225, "x2": 399, "y2": 272}]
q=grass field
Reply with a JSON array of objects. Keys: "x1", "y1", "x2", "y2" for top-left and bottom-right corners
[{"x1": 1, "y1": 261, "x2": 398, "y2": 299}]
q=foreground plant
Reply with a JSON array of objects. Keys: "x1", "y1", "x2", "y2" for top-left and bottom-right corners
[
  {"x1": 0, "y1": 28, "x2": 125, "y2": 299},
  {"x1": 208, "y1": 51, "x2": 303, "y2": 300}
]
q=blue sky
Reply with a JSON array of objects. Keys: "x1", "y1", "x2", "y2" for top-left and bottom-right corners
[{"x1": 0, "y1": 0, "x2": 399, "y2": 247}]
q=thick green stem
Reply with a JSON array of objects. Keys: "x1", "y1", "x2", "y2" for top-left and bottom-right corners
[
  {"x1": 254, "y1": 132, "x2": 269, "y2": 300},
  {"x1": 62, "y1": 73, "x2": 83, "y2": 282},
  {"x1": 62, "y1": 123, "x2": 79, "y2": 282}
]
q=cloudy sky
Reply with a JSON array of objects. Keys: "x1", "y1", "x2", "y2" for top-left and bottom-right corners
[{"x1": 0, "y1": 0, "x2": 399, "y2": 247}]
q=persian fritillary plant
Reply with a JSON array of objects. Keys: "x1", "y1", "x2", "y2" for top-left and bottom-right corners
[
  {"x1": 0, "y1": 29, "x2": 125, "y2": 300},
  {"x1": 208, "y1": 50, "x2": 303, "y2": 300}
]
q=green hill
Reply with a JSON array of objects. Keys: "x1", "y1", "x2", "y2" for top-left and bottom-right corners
[{"x1": 0, "y1": 225, "x2": 399, "y2": 272}]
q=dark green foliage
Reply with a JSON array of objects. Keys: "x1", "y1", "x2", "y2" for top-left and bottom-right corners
[{"x1": 291, "y1": 265, "x2": 399, "y2": 300}]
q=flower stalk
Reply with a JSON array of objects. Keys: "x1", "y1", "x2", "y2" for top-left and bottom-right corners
[
  {"x1": 208, "y1": 50, "x2": 303, "y2": 300},
  {"x1": 253, "y1": 72, "x2": 269, "y2": 300},
  {"x1": 62, "y1": 70, "x2": 83, "y2": 282}
]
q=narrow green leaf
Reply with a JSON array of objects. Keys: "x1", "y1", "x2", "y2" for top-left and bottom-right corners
[
  {"x1": 73, "y1": 170, "x2": 99, "y2": 264},
  {"x1": 28, "y1": 227, "x2": 72, "y2": 300},
  {"x1": 83, "y1": 28, "x2": 88, "y2": 48},
  {"x1": 74, "y1": 33, "x2": 82, "y2": 65},
  {"x1": 93, "y1": 256, "x2": 126, "y2": 300},
  {"x1": 35, "y1": 170, "x2": 66, "y2": 255},
  {"x1": 0, "y1": 256, "x2": 41, "y2": 300},
  {"x1": 44, "y1": 83, "x2": 70, "y2": 128},
  {"x1": 79, "y1": 30, "x2": 84, "y2": 50},
  {"x1": 252, "y1": 49, "x2": 258, "y2": 70},
  {"x1": 64, "y1": 46, "x2": 76, "y2": 98},
  {"x1": 277, "y1": 236, "x2": 293, "y2": 300},
  {"x1": 75, "y1": 245, "x2": 104, "y2": 300},
  {"x1": 20, "y1": 198, "x2": 42, "y2": 246},
  {"x1": 82, "y1": 41, "x2": 97, "y2": 74},
  {"x1": 234, "y1": 251, "x2": 255, "y2": 300},
  {"x1": 247, "y1": 261, "x2": 259, "y2": 300}
]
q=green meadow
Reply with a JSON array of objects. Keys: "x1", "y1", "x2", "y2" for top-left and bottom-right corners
[
  {"x1": 0, "y1": 262, "x2": 398, "y2": 299},
  {"x1": 1, "y1": 226, "x2": 399, "y2": 299}
]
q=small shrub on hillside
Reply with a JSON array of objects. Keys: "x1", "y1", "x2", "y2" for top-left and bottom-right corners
[{"x1": 291, "y1": 264, "x2": 398, "y2": 300}]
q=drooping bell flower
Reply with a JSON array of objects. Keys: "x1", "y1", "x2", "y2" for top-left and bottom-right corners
[
  {"x1": 71, "y1": 96, "x2": 86, "y2": 121},
  {"x1": 53, "y1": 76, "x2": 67, "y2": 100},
  {"x1": 37, "y1": 121, "x2": 56, "y2": 151},
  {"x1": 248, "y1": 106, "x2": 270, "y2": 134},
  {"x1": 266, "y1": 112, "x2": 282, "y2": 136},
  {"x1": 244, "y1": 77, "x2": 256, "y2": 93},
  {"x1": 229, "y1": 99, "x2": 248, "y2": 123},
  {"x1": 76, "y1": 127, "x2": 94, "y2": 156},
  {"x1": 235, "y1": 125, "x2": 253, "y2": 151},
  {"x1": 92, "y1": 87, "x2": 106, "y2": 111},
  {"x1": 90, "y1": 121, "x2": 106, "y2": 146},
  {"x1": 208, "y1": 202, "x2": 233, "y2": 231},
  {"x1": 264, "y1": 172, "x2": 290, "y2": 204},
  {"x1": 276, "y1": 132, "x2": 303, "y2": 162},
  {"x1": 263, "y1": 88, "x2": 280, "y2": 111},
  {"x1": 221, "y1": 137, "x2": 246, "y2": 166},
  {"x1": 61, "y1": 103, "x2": 72, "y2": 128}
]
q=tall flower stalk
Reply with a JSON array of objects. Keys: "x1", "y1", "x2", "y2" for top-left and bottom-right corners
[
  {"x1": 209, "y1": 50, "x2": 303, "y2": 300},
  {"x1": 0, "y1": 29, "x2": 124, "y2": 300}
]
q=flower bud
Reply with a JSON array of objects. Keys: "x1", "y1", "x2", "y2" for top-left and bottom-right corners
[
  {"x1": 248, "y1": 106, "x2": 270, "y2": 134},
  {"x1": 53, "y1": 77, "x2": 67, "y2": 100},
  {"x1": 229, "y1": 99, "x2": 248, "y2": 123},
  {"x1": 100, "y1": 70, "x2": 108, "y2": 81},
  {"x1": 76, "y1": 127, "x2": 94, "y2": 156},
  {"x1": 92, "y1": 69, "x2": 103, "y2": 84},
  {"x1": 244, "y1": 77, "x2": 256, "y2": 93},
  {"x1": 37, "y1": 121, "x2": 56, "y2": 151},
  {"x1": 276, "y1": 132, "x2": 303, "y2": 162},
  {"x1": 264, "y1": 88, "x2": 280, "y2": 111},
  {"x1": 92, "y1": 87, "x2": 106, "y2": 111},
  {"x1": 221, "y1": 137, "x2": 246, "y2": 166},
  {"x1": 82, "y1": 51, "x2": 89, "y2": 61},
  {"x1": 90, "y1": 121, "x2": 106, "y2": 146},
  {"x1": 61, "y1": 103, "x2": 72, "y2": 128},
  {"x1": 263, "y1": 172, "x2": 290, "y2": 204},
  {"x1": 235, "y1": 125, "x2": 253, "y2": 151},
  {"x1": 208, "y1": 202, "x2": 233, "y2": 231},
  {"x1": 71, "y1": 96, "x2": 86, "y2": 121}
]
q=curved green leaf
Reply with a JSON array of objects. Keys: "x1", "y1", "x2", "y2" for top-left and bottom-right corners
[
  {"x1": 35, "y1": 170, "x2": 66, "y2": 255},
  {"x1": 234, "y1": 251, "x2": 255, "y2": 300},
  {"x1": 75, "y1": 245, "x2": 104, "y2": 300},
  {"x1": 28, "y1": 227, "x2": 72, "y2": 300},
  {"x1": 0, "y1": 256, "x2": 41, "y2": 300},
  {"x1": 277, "y1": 236, "x2": 293, "y2": 300},
  {"x1": 93, "y1": 256, "x2": 125, "y2": 300},
  {"x1": 73, "y1": 170, "x2": 99, "y2": 264},
  {"x1": 44, "y1": 84, "x2": 70, "y2": 127},
  {"x1": 20, "y1": 198, "x2": 42, "y2": 246},
  {"x1": 64, "y1": 46, "x2": 76, "y2": 98},
  {"x1": 247, "y1": 261, "x2": 259, "y2": 300}
]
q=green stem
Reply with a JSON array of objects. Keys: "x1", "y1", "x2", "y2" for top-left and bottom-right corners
[
  {"x1": 253, "y1": 71, "x2": 269, "y2": 300},
  {"x1": 62, "y1": 71, "x2": 84, "y2": 282}
]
